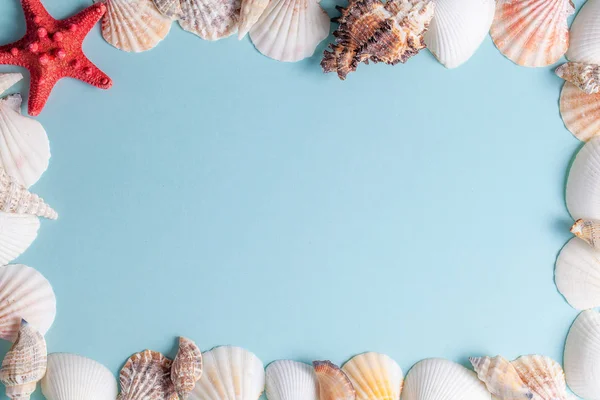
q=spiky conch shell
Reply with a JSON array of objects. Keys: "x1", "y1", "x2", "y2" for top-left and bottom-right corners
[
  {"x1": 470, "y1": 356, "x2": 532, "y2": 400},
  {"x1": 313, "y1": 360, "x2": 356, "y2": 400},
  {"x1": 0, "y1": 166, "x2": 57, "y2": 220},
  {"x1": 0, "y1": 73, "x2": 23, "y2": 96},
  {"x1": 556, "y1": 63, "x2": 600, "y2": 95},
  {"x1": 571, "y1": 219, "x2": 600, "y2": 249},
  {"x1": 118, "y1": 350, "x2": 178, "y2": 400},
  {"x1": 342, "y1": 352, "x2": 402, "y2": 400},
  {"x1": 321, "y1": 0, "x2": 435, "y2": 80},
  {"x1": 0, "y1": 320, "x2": 47, "y2": 400},
  {"x1": 171, "y1": 337, "x2": 203, "y2": 399},
  {"x1": 179, "y1": 0, "x2": 241, "y2": 40},
  {"x1": 560, "y1": 81, "x2": 600, "y2": 142},
  {"x1": 152, "y1": 0, "x2": 183, "y2": 18},
  {"x1": 238, "y1": 0, "x2": 269, "y2": 39}
]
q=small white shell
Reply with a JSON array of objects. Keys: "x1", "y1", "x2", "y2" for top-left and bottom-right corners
[
  {"x1": 566, "y1": 0, "x2": 600, "y2": 64},
  {"x1": 266, "y1": 360, "x2": 318, "y2": 400},
  {"x1": 179, "y1": 0, "x2": 241, "y2": 40},
  {"x1": 564, "y1": 310, "x2": 600, "y2": 399},
  {"x1": 0, "y1": 73, "x2": 23, "y2": 97},
  {"x1": 555, "y1": 237, "x2": 600, "y2": 310},
  {"x1": 0, "y1": 166, "x2": 58, "y2": 220},
  {"x1": 566, "y1": 137, "x2": 600, "y2": 219},
  {"x1": 342, "y1": 352, "x2": 402, "y2": 400},
  {"x1": 571, "y1": 218, "x2": 600, "y2": 249},
  {"x1": 0, "y1": 213, "x2": 39, "y2": 267}
]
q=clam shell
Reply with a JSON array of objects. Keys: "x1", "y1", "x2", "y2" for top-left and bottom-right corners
[
  {"x1": 101, "y1": 0, "x2": 172, "y2": 52},
  {"x1": 179, "y1": 0, "x2": 241, "y2": 40},
  {"x1": 266, "y1": 360, "x2": 318, "y2": 400},
  {"x1": 313, "y1": 360, "x2": 355, "y2": 400},
  {"x1": 555, "y1": 237, "x2": 600, "y2": 310},
  {"x1": 564, "y1": 310, "x2": 600, "y2": 399},
  {"x1": 490, "y1": 0, "x2": 574, "y2": 67},
  {"x1": 238, "y1": 0, "x2": 269, "y2": 39},
  {"x1": 0, "y1": 73, "x2": 23, "y2": 96},
  {"x1": 560, "y1": 81, "x2": 600, "y2": 141},
  {"x1": 556, "y1": 62, "x2": 600, "y2": 95},
  {"x1": 402, "y1": 358, "x2": 489, "y2": 400},
  {"x1": 0, "y1": 166, "x2": 57, "y2": 219},
  {"x1": 342, "y1": 352, "x2": 403, "y2": 400},
  {"x1": 510, "y1": 355, "x2": 569, "y2": 400},
  {"x1": 118, "y1": 350, "x2": 177, "y2": 400},
  {"x1": 0, "y1": 213, "x2": 39, "y2": 267},
  {"x1": 152, "y1": 0, "x2": 183, "y2": 18},
  {"x1": 571, "y1": 218, "x2": 600, "y2": 249},
  {"x1": 566, "y1": 0, "x2": 600, "y2": 64},
  {"x1": 424, "y1": 0, "x2": 495, "y2": 68},
  {"x1": 41, "y1": 353, "x2": 118, "y2": 400},
  {"x1": 171, "y1": 337, "x2": 203, "y2": 399},
  {"x1": 470, "y1": 356, "x2": 532, "y2": 400},
  {"x1": 190, "y1": 346, "x2": 265, "y2": 400},
  {"x1": 566, "y1": 137, "x2": 600, "y2": 219},
  {"x1": 249, "y1": 0, "x2": 329, "y2": 62}
]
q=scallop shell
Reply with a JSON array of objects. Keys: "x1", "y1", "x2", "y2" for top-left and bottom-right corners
[
  {"x1": 566, "y1": 0, "x2": 600, "y2": 64},
  {"x1": 0, "y1": 166, "x2": 57, "y2": 219},
  {"x1": 342, "y1": 352, "x2": 403, "y2": 400},
  {"x1": 470, "y1": 356, "x2": 532, "y2": 400},
  {"x1": 0, "y1": 319, "x2": 47, "y2": 400},
  {"x1": 556, "y1": 63, "x2": 600, "y2": 95},
  {"x1": 555, "y1": 237, "x2": 600, "y2": 309},
  {"x1": 178, "y1": 0, "x2": 241, "y2": 40},
  {"x1": 510, "y1": 355, "x2": 569, "y2": 400},
  {"x1": 313, "y1": 360, "x2": 355, "y2": 400},
  {"x1": 266, "y1": 360, "x2": 318, "y2": 400},
  {"x1": 566, "y1": 137, "x2": 600, "y2": 219},
  {"x1": 249, "y1": 0, "x2": 329, "y2": 62},
  {"x1": 0, "y1": 93, "x2": 50, "y2": 188},
  {"x1": 190, "y1": 346, "x2": 265, "y2": 400},
  {"x1": 171, "y1": 337, "x2": 203, "y2": 399},
  {"x1": 238, "y1": 0, "x2": 269, "y2": 39},
  {"x1": 152, "y1": 0, "x2": 183, "y2": 18},
  {"x1": 490, "y1": 0, "x2": 574, "y2": 67},
  {"x1": 560, "y1": 81, "x2": 600, "y2": 141},
  {"x1": 118, "y1": 350, "x2": 177, "y2": 400},
  {"x1": 322, "y1": 0, "x2": 434, "y2": 80},
  {"x1": 571, "y1": 218, "x2": 600, "y2": 249},
  {"x1": 564, "y1": 310, "x2": 600, "y2": 399},
  {"x1": 101, "y1": 0, "x2": 172, "y2": 52},
  {"x1": 41, "y1": 353, "x2": 118, "y2": 400},
  {"x1": 0, "y1": 213, "x2": 39, "y2": 267},
  {"x1": 423, "y1": 0, "x2": 495, "y2": 68},
  {"x1": 0, "y1": 73, "x2": 23, "y2": 96}
]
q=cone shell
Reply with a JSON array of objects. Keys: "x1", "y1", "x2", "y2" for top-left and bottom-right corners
[
  {"x1": 266, "y1": 360, "x2": 318, "y2": 400},
  {"x1": 342, "y1": 352, "x2": 403, "y2": 400},
  {"x1": 566, "y1": 137, "x2": 600, "y2": 219},
  {"x1": 564, "y1": 310, "x2": 600, "y2": 399},
  {"x1": 0, "y1": 73, "x2": 23, "y2": 96},
  {"x1": 556, "y1": 62, "x2": 600, "y2": 95},
  {"x1": 566, "y1": 0, "x2": 600, "y2": 64},
  {"x1": 179, "y1": 0, "x2": 241, "y2": 40},
  {"x1": 101, "y1": 0, "x2": 172, "y2": 52},
  {"x1": 490, "y1": 0, "x2": 574, "y2": 67},
  {"x1": 171, "y1": 337, "x2": 203, "y2": 399},
  {"x1": 571, "y1": 218, "x2": 600, "y2": 249},
  {"x1": 560, "y1": 81, "x2": 600, "y2": 141},
  {"x1": 470, "y1": 356, "x2": 532, "y2": 400},
  {"x1": 555, "y1": 237, "x2": 600, "y2": 310},
  {"x1": 41, "y1": 353, "x2": 118, "y2": 400},
  {"x1": 238, "y1": 0, "x2": 269, "y2": 39},
  {"x1": 0, "y1": 213, "x2": 39, "y2": 267},
  {"x1": 249, "y1": 0, "x2": 329, "y2": 62},
  {"x1": 0, "y1": 166, "x2": 57, "y2": 219},
  {"x1": 118, "y1": 350, "x2": 177, "y2": 400},
  {"x1": 510, "y1": 355, "x2": 569, "y2": 400},
  {"x1": 313, "y1": 360, "x2": 355, "y2": 400},
  {"x1": 190, "y1": 346, "x2": 265, "y2": 400},
  {"x1": 0, "y1": 319, "x2": 47, "y2": 400},
  {"x1": 152, "y1": 0, "x2": 183, "y2": 18}
]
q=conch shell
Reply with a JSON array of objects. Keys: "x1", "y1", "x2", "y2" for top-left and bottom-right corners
[
  {"x1": 313, "y1": 360, "x2": 356, "y2": 400},
  {"x1": 0, "y1": 167, "x2": 57, "y2": 219},
  {"x1": 571, "y1": 219, "x2": 600, "y2": 249},
  {"x1": 171, "y1": 337, "x2": 203, "y2": 399},
  {"x1": 556, "y1": 62, "x2": 600, "y2": 95},
  {"x1": 0, "y1": 319, "x2": 47, "y2": 400},
  {"x1": 322, "y1": 0, "x2": 434, "y2": 80}
]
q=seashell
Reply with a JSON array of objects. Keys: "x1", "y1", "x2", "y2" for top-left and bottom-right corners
[
  {"x1": 564, "y1": 310, "x2": 600, "y2": 399},
  {"x1": 423, "y1": 0, "x2": 495, "y2": 68},
  {"x1": 266, "y1": 360, "x2": 318, "y2": 400},
  {"x1": 0, "y1": 93, "x2": 50, "y2": 188},
  {"x1": 190, "y1": 346, "x2": 265, "y2": 400},
  {"x1": 41, "y1": 353, "x2": 118, "y2": 400},
  {"x1": 313, "y1": 360, "x2": 355, "y2": 400},
  {"x1": 555, "y1": 237, "x2": 600, "y2": 310},
  {"x1": 0, "y1": 166, "x2": 57, "y2": 219},
  {"x1": 152, "y1": 0, "x2": 183, "y2": 18},
  {"x1": 556, "y1": 62, "x2": 600, "y2": 95},
  {"x1": 101, "y1": 0, "x2": 172, "y2": 52},
  {"x1": 171, "y1": 337, "x2": 203, "y2": 399},
  {"x1": 510, "y1": 355, "x2": 569, "y2": 400},
  {"x1": 566, "y1": 137, "x2": 600, "y2": 219},
  {"x1": 322, "y1": 0, "x2": 435, "y2": 80},
  {"x1": 118, "y1": 350, "x2": 177, "y2": 400},
  {"x1": 402, "y1": 358, "x2": 489, "y2": 400},
  {"x1": 238, "y1": 0, "x2": 269, "y2": 39},
  {"x1": 249, "y1": 0, "x2": 329, "y2": 62},
  {"x1": 0, "y1": 319, "x2": 47, "y2": 400},
  {"x1": 490, "y1": 0, "x2": 574, "y2": 67},
  {"x1": 179, "y1": 0, "x2": 241, "y2": 40},
  {"x1": 342, "y1": 352, "x2": 402, "y2": 400},
  {"x1": 559, "y1": 81, "x2": 600, "y2": 141},
  {"x1": 470, "y1": 355, "x2": 532, "y2": 400},
  {"x1": 0, "y1": 213, "x2": 39, "y2": 267},
  {"x1": 0, "y1": 73, "x2": 23, "y2": 96},
  {"x1": 571, "y1": 218, "x2": 600, "y2": 249},
  {"x1": 566, "y1": 0, "x2": 600, "y2": 64}
]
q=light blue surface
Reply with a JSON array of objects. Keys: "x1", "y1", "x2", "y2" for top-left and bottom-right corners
[{"x1": 0, "y1": 0, "x2": 588, "y2": 398}]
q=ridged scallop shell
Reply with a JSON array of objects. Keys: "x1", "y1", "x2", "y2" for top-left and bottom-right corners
[
  {"x1": 402, "y1": 358, "x2": 489, "y2": 400},
  {"x1": 566, "y1": 137, "x2": 600, "y2": 219},
  {"x1": 0, "y1": 73, "x2": 23, "y2": 96},
  {"x1": 0, "y1": 166, "x2": 57, "y2": 219},
  {"x1": 571, "y1": 218, "x2": 600, "y2": 249},
  {"x1": 0, "y1": 319, "x2": 47, "y2": 400},
  {"x1": 490, "y1": 0, "x2": 574, "y2": 67},
  {"x1": 101, "y1": 0, "x2": 172, "y2": 52},
  {"x1": 566, "y1": 0, "x2": 600, "y2": 64},
  {"x1": 313, "y1": 360, "x2": 355, "y2": 400},
  {"x1": 179, "y1": 0, "x2": 241, "y2": 40},
  {"x1": 0, "y1": 93, "x2": 50, "y2": 188},
  {"x1": 560, "y1": 81, "x2": 600, "y2": 141},
  {"x1": 171, "y1": 337, "x2": 203, "y2": 399},
  {"x1": 41, "y1": 353, "x2": 118, "y2": 400},
  {"x1": 0, "y1": 213, "x2": 39, "y2": 266},
  {"x1": 266, "y1": 360, "x2": 318, "y2": 400},
  {"x1": 564, "y1": 310, "x2": 600, "y2": 399},
  {"x1": 322, "y1": 0, "x2": 434, "y2": 80},
  {"x1": 249, "y1": 0, "x2": 329, "y2": 62},
  {"x1": 118, "y1": 350, "x2": 177, "y2": 400},
  {"x1": 152, "y1": 0, "x2": 183, "y2": 18},
  {"x1": 342, "y1": 352, "x2": 403, "y2": 400},
  {"x1": 423, "y1": 0, "x2": 495, "y2": 68},
  {"x1": 556, "y1": 63, "x2": 600, "y2": 95},
  {"x1": 470, "y1": 356, "x2": 531, "y2": 400},
  {"x1": 238, "y1": 0, "x2": 269, "y2": 38},
  {"x1": 555, "y1": 237, "x2": 600, "y2": 309}
]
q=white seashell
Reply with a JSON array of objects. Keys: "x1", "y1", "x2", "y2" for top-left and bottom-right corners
[
  {"x1": 0, "y1": 213, "x2": 39, "y2": 267},
  {"x1": 41, "y1": 353, "x2": 118, "y2": 400},
  {"x1": 402, "y1": 358, "x2": 490, "y2": 400},
  {"x1": 566, "y1": 0, "x2": 600, "y2": 64},
  {"x1": 490, "y1": 0, "x2": 574, "y2": 67},
  {"x1": 566, "y1": 137, "x2": 600, "y2": 219},
  {"x1": 556, "y1": 62, "x2": 600, "y2": 95},
  {"x1": 571, "y1": 218, "x2": 600, "y2": 249},
  {"x1": 0, "y1": 94, "x2": 50, "y2": 188},
  {"x1": 179, "y1": 0, "x2": 241, "y2": 40},
  {"x1": 560, "y1": 81, "x2": 600, "y2": 141},
  {"x1": 555, "y1": 237, "x2": 600, "y2": 310},
  {"x1": 0, "y1": 73, "x2": 23, "y2": 96},
  {"x1": 564, "y1": 310, "x2": 600, "y2": 399},
  {"x1": 249, "y1": 0, "x2": 330, "y2": 62},
  {"x1": 101, "y1": 0, "x2": 172, "y2": 52},
  {"x1": 510, "y1": 355, "x2": 570, "y2": 400},
  {"x1": 424, "y1": 0, "x2": 495, "y2": 68},
  {"x1": 190, "y1": 346, "x2": 265, "y2": 400},
  {"x1": 266, "y1": 360, "x2": 318, "y2": 400},
  {"x1": 342, "y1": 352, "x2": 403, "y2": 400},
  {"x1": 152, "y1": 0, "x2": 183, "y2": 18},
  {"x1": 238, "y1": 0, "x2": 269, "y2": 39},
  {"x1": 0, "y1": 166, "x2": 57, "y2": 219},
  {"x1": 0, "y1": 264, "x2": 56, "y2": 341}
]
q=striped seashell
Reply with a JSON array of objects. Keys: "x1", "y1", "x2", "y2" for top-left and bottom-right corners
[
  {"x1": 171, "y1": 337, "x2": 203, "y2": 399},
  {"x1": 118, "y1": 350, "x2": 177, "y2": 400},
  {"x1": 0, "y1": 166, "x2": 57, "y2": 219}
]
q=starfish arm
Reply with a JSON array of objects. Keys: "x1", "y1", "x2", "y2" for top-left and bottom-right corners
[
  {"x1": 20, "y1": 0, "x2": 53, "y2": 28},
  {"x1": 66, "y1": 55, "x2": 112, "y2": 90},
  {"x1": 28, "y1": 70, "x2": 58, "y2": 116},
  {"x1": 62, "y1": 2, "x2": 107, "y2": 39},
  {"x1": 0, "y1": 41, "x2": 32, "y2": 69}
]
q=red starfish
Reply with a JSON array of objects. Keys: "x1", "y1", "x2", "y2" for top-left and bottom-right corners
[{"x1": 0, "y1": 0, "x2": 112, "y2": 116}]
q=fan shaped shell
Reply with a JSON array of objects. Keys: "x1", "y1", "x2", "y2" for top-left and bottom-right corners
[
  {"x1": 179, "y1": 0, "x2": 241, "y2": 40},
  {"x1": 566, "y1": 0, "x2": 600, "y2": 64},
  {"x1": 153, "y1": 0, "x2": 183, "y2": 18},
  {"x1": 0, "y1": 213, "x2": 39, "y2": 267},
  {"x1": 555, "y1": 237, "x2": 600, "y2": 310},
  {"x1": 564, "y1": 310, "x2": 600, "y2": 399},
  {"x1": 313, "y1": 360, "x2": 355, "y2": 400},
  {"x1": 342, "y1": 352, "x2": 403, "y2": 400},
  {"x1": 0, "y1": 73, "x2": 23, "y2": 96},
  {"x1": 118, "y1": 350, "x2": 177, "y2": 400},
  {"x1": 41, "y1": 353, "x2": 118, "y2": 400},
  {"x1": 238, "y1": 0, "x2": 269, "y2": 39},
  {"x1": 266, "y1": 360, "x2": 318, "y2": 400},
  {"x1": 560, "y1": 81, "x2": 600, "y2": 141},
  {"x1": 510, "y1": 355, "x2": 569, "y2": 400},
  {"x1": 566, "y1": 137, "x2": 600, "y2": 219}
]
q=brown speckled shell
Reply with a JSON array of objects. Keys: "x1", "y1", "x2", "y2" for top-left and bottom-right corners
[
  {"x1": 171, "y1": 337, "x2": 203, "y2": 399},
  {"x1": 153, "y1": 0, "x2": 184, "y2": 18},
  {"x1": 118, "y1": 350, "x2": 178, "y2": 400},
  {"x1": 313, "y1": 360, "x2": 356, "y2": 400},
  {"x1": 556, "y1": 62, "x2": 600, "y2": 95}
]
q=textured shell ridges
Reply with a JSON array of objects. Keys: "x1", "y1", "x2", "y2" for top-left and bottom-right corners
[
  {"x1": 178, "y1": 0, "x2": 241, "y2": 40},
  {"x1": 118, "y1": 350, "x2": 177, "y2": 400},
  {"x1": 0, "y1": 167, "x2": 57, "y2": 219},
  {"x1": 313, "y1": 360, "x2": 356, "y2": 400},
  {"x1": 171, "y1": 337, "x2": 203, "y2": 399},
  {"x1": 342, "y1": 352, "x2": 403, "y2": 400},
  {"x1": 564, "y1": 310, "x2": 600, "y2": 399}
]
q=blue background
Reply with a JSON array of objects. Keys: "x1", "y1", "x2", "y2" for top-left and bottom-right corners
[{"x1": 0, "y1": 0, "x2": 587, "y2": 398}]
